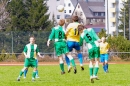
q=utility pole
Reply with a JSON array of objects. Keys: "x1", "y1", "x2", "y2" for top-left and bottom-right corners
[{"x1": 124, "y1": 7, "x2": 126, "y2": 39}]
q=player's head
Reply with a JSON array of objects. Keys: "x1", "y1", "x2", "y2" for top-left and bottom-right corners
[
  {"x1": 58, "y1": 19, "x2": 65, "y2": 26},
  {"x1": 72, "y1": 16, "x2": 79, "y2": 22},
  {"x1": 29, "y1": 36, "x2": 35, "y2": 44},
  {"x1": 78, "y1": 25, "x2": 84, "y2": 33},
  {"x1": 101, "y1": 37, "x2": 106, "y2": 43}
]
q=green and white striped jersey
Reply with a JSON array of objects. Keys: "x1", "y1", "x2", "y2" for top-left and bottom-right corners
[
  {"x1": 80, "y1": 28, "x2": 100, "y2": 49},
  {"x1": 49, "y1": 25, "x2": 66, "y2": 42},
  {"x1": 23, "y1": 43, "x2": 39, "y2": 59}
]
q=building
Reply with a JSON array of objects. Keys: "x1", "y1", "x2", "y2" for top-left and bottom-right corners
[
  {"x1": 45, "y1": 0, "x2": 64, "y2": 25},
  {"x1": 105, "y1": 0, "x2": 127, "y2": 35}
]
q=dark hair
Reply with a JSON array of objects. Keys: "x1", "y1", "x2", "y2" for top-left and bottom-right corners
[
  {"x1": 72, "y1": 16, "x2": 79, "y2": 22},
  {"x1": 58, "y1": 19, "x2": 65, "y2": 26},
  {"x1": 78, "y1": 25, "x2": 84, "y2": 31}
]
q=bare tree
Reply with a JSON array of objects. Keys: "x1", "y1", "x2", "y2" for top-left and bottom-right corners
[{"x1": 0, "y1": 0, "x2": 11, "y2": 30}]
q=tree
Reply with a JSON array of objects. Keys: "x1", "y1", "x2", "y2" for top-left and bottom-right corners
[
  {"x1": 6, "y1": 0, "x2": 52, "y2": 31},
  {"x1": 118, "y1": 0, "x2": 129, "y2": 39},
  {"x1": 98, "y1": 29, "x2": 107, "y2": 38}
]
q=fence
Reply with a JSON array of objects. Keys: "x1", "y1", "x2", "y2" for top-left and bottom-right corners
[{"x1": 0, "y1": 31, "x2": 54, "y2": 53}]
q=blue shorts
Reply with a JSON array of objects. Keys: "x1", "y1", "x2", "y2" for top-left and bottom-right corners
[
  {"x1": 67, "y1": 41, "x2": 80, "y2": 52},
  {"x1": 100, "y1": 54, "x2": 109, "y2": 62}
]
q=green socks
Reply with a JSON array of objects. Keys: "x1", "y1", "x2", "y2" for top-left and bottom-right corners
[
  {"x1": 32, "y1": 71, "x2": 36, "y2": 78},
  {"x1": 94, "y1": 67, "x2": 99, "y2": 76},
  {"x1": 89, "y1": 68, "x2": 93, "y2": 76},
  {"x1": 19, "y1": 71, "x2": 24, "y2": 77},
  {"x1": 60, "y1": 63, "x2": 64, "y2": 72},
  {"x1": 70, "y1": 59, "x2": 76, "y2": 67}
]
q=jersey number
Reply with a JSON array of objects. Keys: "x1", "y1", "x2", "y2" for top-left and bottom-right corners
[
  {"x1": 86, "y1": 33, "x2": 92, "y2": 41},
  {"x1": 58, "y1": 31, "x2": 62, "y2": 39},
  {"x1": 74, "y1": 29, "x2": 79, "y2": 36}
]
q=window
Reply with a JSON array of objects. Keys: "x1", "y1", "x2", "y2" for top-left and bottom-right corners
[
  {"x1": 64, "y1": 3, "x2": 66, "y2": 7},
  {"x1": 94, "y1": 12, "x2": 98, "y2": 16},
  {"x1": 101, "y1": 12, "x2": 105, "y2": 16},
  {"x1": 68, "y1": 3, "x2": 71, "y2": 7},
  {"x1": 57, "y1": 0, "x2": 60, "y2": 1},
  {"x1": 57, "y1": 15, "x2": 60, "y2": 19},
  {"x1": 69, "y1": 10, "x2": 71, "y2": 13},
  {"x1": 64, "y1": 10, "x2": 66, "y2": 13}
]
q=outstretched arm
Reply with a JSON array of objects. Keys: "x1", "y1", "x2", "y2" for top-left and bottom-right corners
[{"x1": 47, "y1": 28, "x2": 55, "y2": 47}]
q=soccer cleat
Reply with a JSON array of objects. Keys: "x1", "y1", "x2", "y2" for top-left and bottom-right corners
[
  {"x1": 74, "y1": 67, "x2": 77, "y2": 74},
  {"x1": 32, "y1": 78, "x2": 35, "y2": 81},
  {"x1": 81, "y1": 66, "x2": 84, "y2": 71},
  {"x1": 68, "y1": 66, "x2": 72, "y2": 73},
  {"x1": 36, "y1": 76, "x2": 40, "y2": 78},
  {"x1": 17, "y1": 77, "x2": 20, "y2": 81},
  {"x1": 61, "y1": 71, "x2": 65, "y2": 75},
  {"x1": 90, "y1": 76, "x2": 94, "y2": 83},
  {"x1": 105, "y1": 70, "x2": 109, "y2": 73},
  {"x1": 93, "y1": 75, "x2": 99, "y2": 80}
]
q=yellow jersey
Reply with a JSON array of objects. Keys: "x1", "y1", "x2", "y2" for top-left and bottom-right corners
[
  {"x1": 100, "y1": 42, "x2": 110, "y2": 54},
  {"x1": 66, "y1": 22, "x2": 80, "y2": 42}
]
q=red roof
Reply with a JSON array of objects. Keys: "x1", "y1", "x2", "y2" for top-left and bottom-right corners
[{"x1": 85, "y1": 24, "x2": 105, "y2": 28}]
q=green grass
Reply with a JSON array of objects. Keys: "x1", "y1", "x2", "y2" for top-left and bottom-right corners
[{"x1": 0, "y1": 64, "x2": 129, "y2": 86}]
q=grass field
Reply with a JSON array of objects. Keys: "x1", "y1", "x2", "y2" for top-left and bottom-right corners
[{"x1": 0, "y1": 64, "x2": 130, "y2": 86}]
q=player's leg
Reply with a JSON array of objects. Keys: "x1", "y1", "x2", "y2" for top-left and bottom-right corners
[
  {"x1": 100, "y1": 54, "x2": 106, "y2": 72},
  {"x1": 65, "y1": 55, "x2": 71, "y2": 71},
  {"x1": 35, "y1": 59, "x2": 39, "y2": 78},
  {"x1": 74, "y1": 42, "x2": 84, "y2": 70},
  {"x1": 89, "y1": 59, "x2": 94, "y2": 83},
  {"x1": 32, "y1": 60, "x2": 38, "y2": 81},
  {"x1": 65, "y1": 41, "x2": 74, "y2": 72},
  {"x1": 32, "y1": 67, "x2": 37, "y2": 81},
  {"x1": 59, "y1": 56, "x2": 65, "y2": 74},
  {"x1": 17, "y1": 67, "x2": 28, "y2": 81},
  {"x1": 17, "y1": 58, "x2": 29, "y2": 81},
  {"x1": 66, "y1": 53, "x2": 77, "y2": 74},
  {"x1": 93, "y1": 58, "x2": 99, "y2": 80},
  {"x1": 55, "y1": 42, "x2": 65, "y2": 74},
  {"x1": 104, "y1": 54, "x2": 109, "y2": 72},
  {"x1": 93, "y1": 47, "x2": 100, "y2": 80},
  {"x1": 88, "y1": 49, "x2": 94, "y2": 83},
  {"x1": 24, "y1": 68, "x2": 28, "y2": 78}
]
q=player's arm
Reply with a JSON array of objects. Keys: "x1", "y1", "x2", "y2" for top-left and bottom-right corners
[
  {"x1": 47, "y1": 28, "x2": 55, "y2": 47},
  {"x1": 23, "y1": 45, "x2": 28, "y2": 58},
  {"x1": 107, "y1": 43, "x2": 110, "y2": 52},
  {"x1": 91, "y1": 28, "x2": 100, "y2": 41},
  {"x1": 36, "y1": 46, "x2": 43, "y2": 58},
  {"x1": 79, "y1": 33, "x2": 84, "y2": 46}
]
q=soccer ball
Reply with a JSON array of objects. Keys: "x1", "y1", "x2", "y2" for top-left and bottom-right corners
[{"x1": 57, "y1": 5, "x2": 64, "y2": 12}]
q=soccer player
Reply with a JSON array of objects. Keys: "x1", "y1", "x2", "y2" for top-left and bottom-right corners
[
  {"x1": 65, "y1": 16, "x2": 84, "y2": 72},
  {"x1": 78, "y1": 25, "x2": 100, "y2": 83},
  {"x1": 47, "y1": 19, "x2": 77, "y2": 74},
  {"x1": 100, "y1": 37, "x2": 110, "y2": 73},
  {"x1": 17, "y1": 36, "x2": 42, "y2": 81}
]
